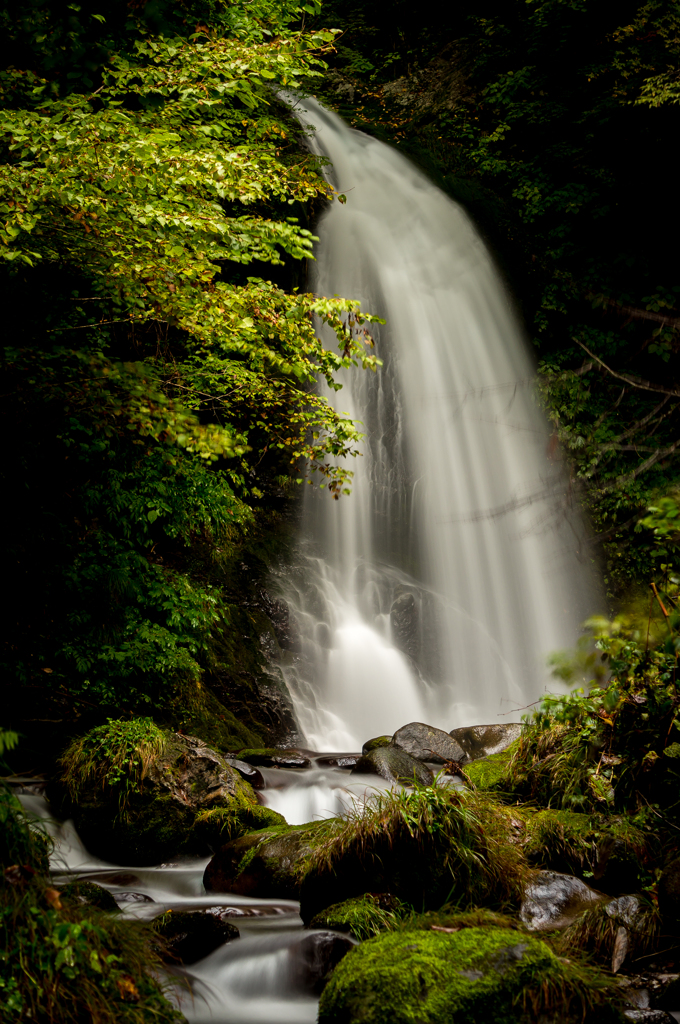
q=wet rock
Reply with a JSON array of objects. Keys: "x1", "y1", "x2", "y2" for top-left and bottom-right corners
[
  {"x1": 361, "y1": 736, "x2": 392, "y2": 755},
  {"x1": 389, "y1": 592, "x2": 419, "y2": 658},
  {"x1": 391, "y1": 721, "x2": 465, "y2": 764},
  {"x1": 291, "y1": 932, "x2": 355, "y2": 995},
  {"x1": 318, "y1": 926, "x2": 572, "y2": 1023},
  {"x1": 351, "y1": 745, "x2": 433, "y2": 786},
  {"x1": 225, "y1": 758, "x2": 265, "y2": 789},
  {"x1": 624, "y1": 1012, "x2": 677, "y2": 1023},
  {"x1": 54, "y1": 732, "x2": 259, "y2": 866},
  {"x1": 658, "y1": 859, "x2": 680, "y2": 927},
  {"x1": 114, "y1": 891, "x2": 155, "y2": 904},
  {"x1": 520, "y1": 870, "x2": 605, "y2": 930},
  {"x1": 154, "y1": 909, "x2": 239, "y2": 964},
  {"x1": 204, "y1": 827, "x2": 314, "y2": 899},
  {"x1": 448, "y1": 723, "x2": 523, "y2": 761},
  {"x1": 235, "y1": 748, "x2": 312, "y2": 769},
  {"x1": 259, "y1": 591, "x2": 299, "y2": 652},
  {"x1": 315, "y1": 755, "x2": 361, "y2": 768},
  {"x1": 59, "y1": 880, "x2": 119, "y2": 912}
]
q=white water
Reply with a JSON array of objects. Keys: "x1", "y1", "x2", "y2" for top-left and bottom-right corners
[{"x1": 277, "y1": 97, "x2": 599, "y2": 750}]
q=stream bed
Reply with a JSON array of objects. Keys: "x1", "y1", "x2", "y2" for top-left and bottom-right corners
[{"x1": 12, "y1": 758, "x2": 395, "y2": 1024}]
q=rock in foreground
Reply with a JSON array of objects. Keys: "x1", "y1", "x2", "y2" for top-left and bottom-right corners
[
  {"x1": 391, "y1": 722, "x2": 466, "y2": 764},
  {"x1": 449, "y1": 723, "x2": 523, "y2": 760},
  {"x1": 351, "y1": 745, "x2": 433, "y2": 786}
]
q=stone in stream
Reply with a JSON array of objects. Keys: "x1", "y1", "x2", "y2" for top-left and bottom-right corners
[
  {"x1": 154, "y1": 909, "x2": 239, "y2": 964},
  {"x1": 59, "y1": 880, "x2": 119, "y2": 912},
  {"x1": 224, "y1": 758, "x2": 266, "y2": 789},
  {"x1": 624, "y1": 1013, "x2": 677, "y2": 1023},
  {"x1": 361, "y1": 736, "x2": 392, "y2": 755},
  {"x1": 391, "y1": 722, "x2": 465, "y2": 765},
  {"x1": 53, "y1": 731, "x2": 261, "y2": 865},
  {"x1": 204, "y1": 828, "x2": 313, "y2": 900},
  {"x1": 315, "y1": 754, "x2": 361, "y2": 768},
  {"x1": 448, "y1": 723, "x2": 523, "y2": 761},
  {"x1": 234, "y1": 748, "x2": 312, "y2": 769},
  {"x1": 114, "y1": 891, "x2": 155, "y2": 904},
  {"x1": 351, "y1": 745, "x2": 433, "y2": 786},
  {"x1": 291, "y1": 932, "x2": 355, "y2": 995},
  {"x1": 520, "y1": 869, "x2": 605, "y2": 930}
]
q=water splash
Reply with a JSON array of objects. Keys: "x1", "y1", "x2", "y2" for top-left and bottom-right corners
[{"x1": 278, "y1": 96, "x2": 599, "y2": 748}]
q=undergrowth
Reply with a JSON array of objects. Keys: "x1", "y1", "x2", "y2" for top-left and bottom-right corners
[
  {"x1": 0, "y1": 783, "x2": 184, "y2": 1024},
  {"x1": 59, "y1": 718, "x2": 166, "y2": 816}
]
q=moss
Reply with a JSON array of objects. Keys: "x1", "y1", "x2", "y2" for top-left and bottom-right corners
[
  {"x1": 404, "y1": 906, "x2": 521, "y2": 933},
  {"x1": 59, "y1": 880, "x2": 119, "y2": 913},
  {"x1": 173, "y1": 687, "x2": 263, "y2": 753},
  {"x1": 309, "y1": 893, "x2": 408, "y2": 940},
  {"x1": 318, "y1": 926, "x2": 626, "y2": 1023},
  {"x1": 362, "y1": 736, "x2": 392, "y2": 754},
  {"x1": 464, "y1": 741, "x2": 519, "y2": 792},
  {"x1": 192, "y1": 803, "x2": 287, "y2": 849}
]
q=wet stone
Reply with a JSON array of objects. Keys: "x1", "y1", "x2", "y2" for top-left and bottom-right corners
[
  {"x1": 392, "y1": 721, "x2": 466, "y2": 764},
  {"x1": 352, "y1": 745, "x2": 433, "y2": 786},
  {"x1": 448, "y1": 723, "x2": 522, "y2": 761},
  {"x1": 520, "y1": 870, "x2": 605, "y2": 930},
  {"x1": 235, "y1": 748, "x2": 312, "y2": 769},
  {"x1": 361, "y1": 736, "x2": 392, "y2": 755},
  {"x1": 155, "y1": 909, "x2": 239, "y2": 964},
  {"x1": 225, "y1": 758, "x2": 266, "y2": 789},
  {"x1": 59, "y1": 880, "x2": 119, "y2": 912},
  {"x1": 114, "y1": 891, "x2": 155, "y2": 904},
  {"x1": 624, "y1": 1012, "x2": 677, "y2": 1023},
  {"x1": 292, "y1": 932, "x2": 355, "y2": 995},
  {"x1": 315, "y1": 755, "x2": 361, "y2": 768}
]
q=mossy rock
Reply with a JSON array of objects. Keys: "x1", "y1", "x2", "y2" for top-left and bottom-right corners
[
  {"x1": 59, "y1": 880, "x2": 119, "y2": 913},
  {"x1": 55, "y1": 729, "x2": 259, "y2": 865},
  {"x1": 310, "y1": 894, "x2": 408, "y2": 940},
  {"x1": 192, "y1": 803, "x2": 287, "y2": 850},
  {"x1": 361, "y1": 736, "x2": 392, "y2": 755},
  {"x1": 464, "y1": 741, "x2": 518, "y2": 791},
  {"x1": 319, "y1": 926, "x2": 626, "y2": 1023}
]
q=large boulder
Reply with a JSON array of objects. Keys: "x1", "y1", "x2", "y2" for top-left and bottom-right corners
[
  {"x1": 55, "y1": 731, "x2": 260, "y2": 865},
  {"x1": 318, "y1": 925, "x2": 623, "y2": 1023},
  {"x1": 520, "y1": 870, "x2": 605, "y2": 930},
  {"x1": 449, "y1": 723, "x2": 523, "y2": 761},
  {"x1": 391, "y1": 722, "x2": 465, "y2": 764},
  {"x1": 351, "y1": 745, "x2": 433, "y2": 786},
  {"x1": 204, "y1": 825, "x2": 317, "y2": 899}
]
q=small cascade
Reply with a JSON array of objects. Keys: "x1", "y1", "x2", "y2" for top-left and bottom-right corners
[{"x1": 276, "y1": 96, "x2": 599, "y2": 748}]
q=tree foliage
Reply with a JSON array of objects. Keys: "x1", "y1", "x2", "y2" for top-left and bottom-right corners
[{"x1": 0, "y1": 0, "x2": 379, "y2": 724}]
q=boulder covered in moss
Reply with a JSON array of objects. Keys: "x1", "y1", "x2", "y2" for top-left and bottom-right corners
[
  {"x1": 204, "y1": 823, "x2": 323, "y2": 899},
  {"x1": 391, "y1": 722, "x2": 465, "y2": 764},
  {"x1": 55, "y1": 723, "x2": 260, "y2": 865},
  {"x1": 351, "y1": 745, "x2": 433, "y2": 786},
  {"x1": 309, "y1": 893, "x2": 407, "y2": 940},
  {"x1": 59, "y1": 880, "x2": 119, "y2": 913},
  {"x1": 154, "y1": 909, "x2": 239, "y2": 964},
  {"x1": 318, "y1": 925, "x2": 625, "y2": 1023},
  {"x1": 191, "y1": 803, "x2": 287, "y2": 851},
  {"x1": 361, "y1": 736, "x2": 392, "y2": 755}
]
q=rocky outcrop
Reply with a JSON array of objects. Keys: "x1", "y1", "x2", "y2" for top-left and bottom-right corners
[
  {"x1": 448, "y1": 723, "x2": 523, "y2": 761},
  {"x1": 391, "y1": 722, "x2": 465, "y2": 764},
  {"x1": 351, "y1": 745, "x2": 433, "y2": 786},
  {"x1": 520, "y1": 870, "x2": 605, "y2": 930}
]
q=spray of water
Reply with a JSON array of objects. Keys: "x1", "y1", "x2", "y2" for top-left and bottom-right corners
[{"x1": 277, "y1": 97, "x2": 599, "y2": 750}]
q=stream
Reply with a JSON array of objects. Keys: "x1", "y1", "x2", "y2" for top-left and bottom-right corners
[{"x1": 12, "y1": 758, "x2": 397, "y2": 1024}]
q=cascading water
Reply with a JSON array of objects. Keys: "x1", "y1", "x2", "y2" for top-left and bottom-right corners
[{"x1": 278, "y1": 96, "x2": 600, "y2": 750}]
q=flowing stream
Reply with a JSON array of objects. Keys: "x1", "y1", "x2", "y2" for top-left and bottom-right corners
[{"x1": 277, "y1": 96, "x2": 599, "y2": 751}]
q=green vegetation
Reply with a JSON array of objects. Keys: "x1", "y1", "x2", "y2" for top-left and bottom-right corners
[
  {"x1": 318, "y1": 926, "x2": 625, "y2": 1024},
  {"x1": 309, "y1": 893, "x2": 408, "y2": 940},
  {"x1": 0, "y1": 784, "x2": 184, "y2": 1024},
  {"x1": 0, "y1": 0, "x2": 380, "y2": 757}
]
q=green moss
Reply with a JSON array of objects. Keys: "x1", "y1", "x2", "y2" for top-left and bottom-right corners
[
  {"x1": 174, "y1": 688, "x2": 263, "y2": 753},
  {"x1": 319, "y1": 926, "x2": 625, "y2": 1024},
  {"x1": 362, "y1": 736, "x2": 392, "y2": 754},
  {"x1": 310, "y1": 894, "x2": 408, "y2": 940},
  {"x1": 404, "y1": 906, "x2": 521, "y2": 933},
  {"x1": 464, "y1": 741, "x2": 518, "y2": 792},
  {"x1": 59, "y1": 881, "x2": 119, "y2": 913},
  {"x1": 192, "y1": 803, "x2": 287, "y2": 849}
]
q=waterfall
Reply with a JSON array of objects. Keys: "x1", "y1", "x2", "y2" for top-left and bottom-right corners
[{"x1": 278, "y1": 96, "x2": 599, "y2": 751}]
